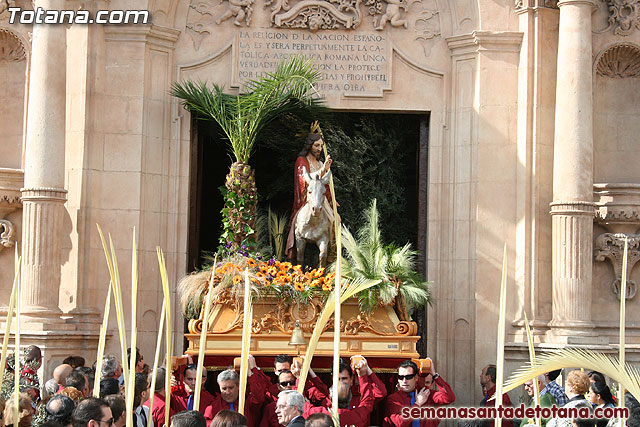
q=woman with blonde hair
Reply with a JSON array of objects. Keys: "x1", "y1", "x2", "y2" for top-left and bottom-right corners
[
  {"x1": 4, "y1": 392, "x2": 34, "y2": 427},
  {"x1": 547, "y1": 370, "x2": 592, "y2": 427}
]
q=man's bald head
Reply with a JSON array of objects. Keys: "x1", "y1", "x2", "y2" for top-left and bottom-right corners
[{"x1": 53, "y1": 364, "x2": 74, "y2": 386}]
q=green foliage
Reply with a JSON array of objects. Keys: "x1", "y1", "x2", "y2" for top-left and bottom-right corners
[
  {"x1": 171, "y1": 55, "x2": 323, "y2": 163},
  {"x1": 218, "y1": 184, "x2": 258, "y2": 253},
  {"x1": 253, "y1": 112, "x2": 419, "y2": 247},
  {"x1": 268, "y1": 207, "x2": 288, "y2": 260},
  {"x1": 336, "y1": 199, "x2": 431, "y2": 314}
]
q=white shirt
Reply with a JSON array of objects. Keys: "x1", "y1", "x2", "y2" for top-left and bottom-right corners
[{"x1": 134, "y1": 405, "x2": 153, "y2": 427}]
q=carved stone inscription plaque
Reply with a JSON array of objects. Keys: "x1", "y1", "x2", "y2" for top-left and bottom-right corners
[{"x1": 233, "y1": 28, "x2": 391, "y2": 97}]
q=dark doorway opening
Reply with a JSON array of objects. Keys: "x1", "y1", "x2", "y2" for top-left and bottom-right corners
[{"x1": 187, "y1": 112, "x2": 429, "y2": 353}]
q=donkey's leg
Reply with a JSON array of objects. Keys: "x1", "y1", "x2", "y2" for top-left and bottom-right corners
[
  {"x1": 318, "y1": 237, "x2": 329, "y2": 267},
  {"x1": 296, "y1": 237, "x2": 306, "y2": 266}
]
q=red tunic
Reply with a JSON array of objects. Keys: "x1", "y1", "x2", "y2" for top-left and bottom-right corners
[
  {"x1": 383, "y1": 376, "x2": 456, "y2": 427},
  {"x1": 285, "y1": 156, "x2": 333, "y2": 259},
  {"x1": 144, "y1": 393, "x2": 175, "y2": 427},
  {"x1": 304, "y1": 375, "x2": 375, "y2": 427},
  {"x1": 207, "y1": 369, "x2": 267, "y2": 427},
  {"x1": 483, "y1": 384, "x2": 514, "y2": 427},
  {"x1": 169, "y1": 384, "x2": 216, "y2": 425}
]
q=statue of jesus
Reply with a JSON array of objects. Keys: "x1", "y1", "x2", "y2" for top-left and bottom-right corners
[{"x1": 285, "y1": 132, "x2": 334, "y2": 260}]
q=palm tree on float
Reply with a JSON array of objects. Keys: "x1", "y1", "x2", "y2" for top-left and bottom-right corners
[{"x1": 171, "y1": 56, "x2": 322, "y2": 252}]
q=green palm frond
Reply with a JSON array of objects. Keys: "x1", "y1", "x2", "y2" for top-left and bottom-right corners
[
  {"x1": 398, "y1": 279, "x2": 432, "y2": 311},
  {"x1": 501, "y1": 348, "x2": 640, "y2": 401},
  {"x1": 333, "y1": 198, "x2": 431, "y2": 314},
  {"x1": 172, "y1": 55, "x2": 323, "y2": 163}
]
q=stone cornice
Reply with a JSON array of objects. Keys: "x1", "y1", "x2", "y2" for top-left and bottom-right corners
[
  {"x1": 447, "y1": 31, "x2": 523, "y2": 56},
  {"x1": 557, "y1": 0, "x2": 598, "y2": 8},
  {"x1": 104, "y1": 24, "x2": 181, "y2": 49}
]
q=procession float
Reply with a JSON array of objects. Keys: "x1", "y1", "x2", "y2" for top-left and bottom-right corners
[{"x1": 172, "y1": 55, "x2": 431, "y2": 375}]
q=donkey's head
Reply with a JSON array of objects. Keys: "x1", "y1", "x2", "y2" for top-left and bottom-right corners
[{"x1": 303, "y1": 167, "x2": 331, "y2": 217}]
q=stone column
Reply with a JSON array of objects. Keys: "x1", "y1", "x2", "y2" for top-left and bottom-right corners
[
  {"x1": 21, "y1": 0, "x2": 67, "y2": 319},
  {"x1": 549, "y1": 0, "x2": 597, "y2": 339}
]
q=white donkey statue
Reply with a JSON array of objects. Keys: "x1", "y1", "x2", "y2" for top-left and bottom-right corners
[{"x1": 295, "y1": 166, "x2": 332, "y2": 267}]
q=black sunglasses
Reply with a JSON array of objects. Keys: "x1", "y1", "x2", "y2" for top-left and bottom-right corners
[
  {"x1": 398, "y1": 373, "x2": 417, "y2": 381},
  {"x1": 279, "y1": 380, "x2": 296, "y2": 387}
]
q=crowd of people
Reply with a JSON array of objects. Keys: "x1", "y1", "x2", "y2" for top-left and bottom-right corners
[
  {"x1": 1, "y1": 347, "x2": 456, "y2": 427},
  {"x1": 2, "y1": 345, "x2": 639, "y2": 427},
  {"x1": 478, "y1": 365, "x2": 640, "y2": 427}
]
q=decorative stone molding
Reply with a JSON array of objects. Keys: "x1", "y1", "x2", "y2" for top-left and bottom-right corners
[
  {"x1": 594, "y1": 183, "x2": 640, "y2": 227},
  {"x1": 0, "y1": 28, "x2": 27, "y2": 62},
  {"x1": 594, "y1": 233, "x2": 640, "y2": 299},
  {"x1": 0, "y1": 168, "x2": 23, "y2": 251},
  {"x1": 0, "y1": 220, "x2": 14, "y2": 249},
  {"x1": 197, "y1": 0, "x2": 417, "y2": 31},
  {"x1": 602, "y1": 0, "x2": 640, "y2": 36},
  {"x1": 414, "y1": 8, "x2": 440, "y2": 55},
  {"x1": 273, "y1": 0, "x2": 359, "y2": 30},
  {"x1": 595, "y1": 43, "x2": 640, "y2": 78},
  {"x1": 515, "y1": 0, "x2": 559, "y2": 10},
  {"x1": 186, "y1": 1, "x2": 214, "y2": 50}
]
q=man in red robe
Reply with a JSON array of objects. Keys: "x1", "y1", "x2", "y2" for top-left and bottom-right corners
[
  {"x1": 144, "y1": 368, "x2": 176, "y2": 427},
  {"x1": 303, "y1": 367, "x2": 376, "y2": 427},
  {"x1": 285, "y1": 132, "x2": 333, "y2": 260},
  {"x1": 170, "y1": 364, "x2": 216, "y2": 425},
  {"x1": 480, "y1": 364, "x2": 513, "y2": 427},
  {"x1": 383, "y1": 359, "x2": 455, "y2": 427},
  {"x1": 206, "y1": 356, "x2": 266, "y2": 427}
]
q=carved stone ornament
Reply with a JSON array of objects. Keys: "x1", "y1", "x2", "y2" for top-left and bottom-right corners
[
  {"x1": 216, "y1": 0, "x2": 254, "y2": 27},
  {"x1": 0, "y1": 29, "x2": 27, "y2": 62},
  {"x1": 186, "y1": 1, "x2": 214, "y2": 50},
  {"x1": 0, "y1": 219, "x2": 15, "y2": 251},
  {"x1": 602, "y1": 0, "x2": 640, "y2": 36},
  {"x1": 515, "y1": 0, "x2": 558, "y2": 9},
  {"x1": 594, "y1": 233, "x2": 640, "y2": 300},
  {"x1": 271, "y1": 0, "x2": 362, "y2": 30},
  {"x1": 596, "y1": 43, "x2": 640, "y2": 78}
]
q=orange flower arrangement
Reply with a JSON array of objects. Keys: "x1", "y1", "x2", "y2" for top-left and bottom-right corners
[{"x1": 210, "y1": 254, "x2": 338, "y2": 304}]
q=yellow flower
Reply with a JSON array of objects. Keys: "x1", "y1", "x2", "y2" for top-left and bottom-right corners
[
  {"x1": 268, "y1": 266, "x2": 277, "y2": 276},
  {"x1": 294, "y1": 282, "x2": 305, "y2": 292},
  {"x1": 247, "y1": 258, "x2": 257, "y2": 267},
  {"x1": 256, "y1": 271, "x2": 265, "y2": 279},
  {"x1": 315, "y1": 267, "x2": 325, "y2": 277},
  {"x1": 233, "y1": 275, "x2": 242, "y2": 285},
  {"x1": 322, "y1": 283, "x2": 333, "y2": 291}
]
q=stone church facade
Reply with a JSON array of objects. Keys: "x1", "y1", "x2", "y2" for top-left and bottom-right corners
[{"x1": 1, "y1": 0, "x2": 640, "y2": 405}]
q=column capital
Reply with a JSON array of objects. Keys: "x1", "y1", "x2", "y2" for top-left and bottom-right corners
[{"x1": 557, "y1": 0, "x2": 598, "y2": 8}]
